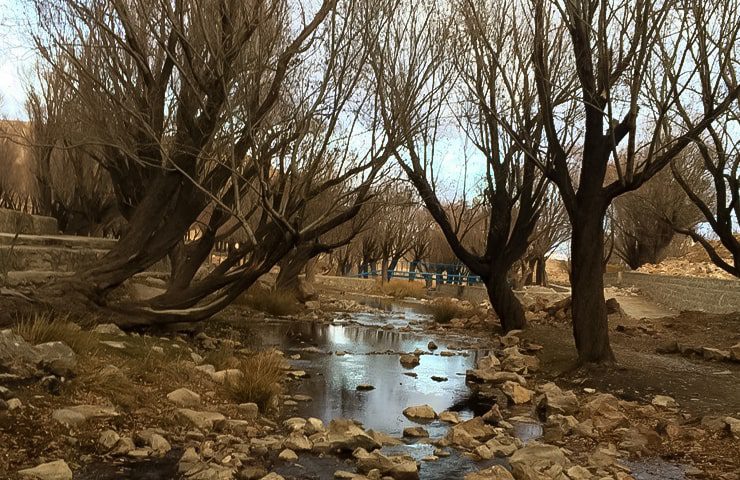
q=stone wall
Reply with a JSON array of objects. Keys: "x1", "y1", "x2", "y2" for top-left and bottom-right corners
[
  {"x1": 605, "y1": 271, "x2": 740, "y2": 314},
  {"x1": 315, "y1": 275, "x2": 379, "y2": 293},
  {"x1": 0, "y1": 208, "x2": 58, "y2": 235}
]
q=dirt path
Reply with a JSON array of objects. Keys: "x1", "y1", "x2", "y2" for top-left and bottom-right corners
[{"x1": 522, "y1": 321, "x2": 740, "y2": 418}]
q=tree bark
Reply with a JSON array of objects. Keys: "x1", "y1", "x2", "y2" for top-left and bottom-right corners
[
  {"x1": 485, "y1": 269, "x2": 526, "y2": 332},
  {"x1": 570, "y1": 208, "x2": 615, "y2": 363}
]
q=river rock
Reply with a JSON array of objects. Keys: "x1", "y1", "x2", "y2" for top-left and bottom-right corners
[
  {"x1": 509, "y1": 443, "x2": 570, "y2": 479},
  {"x1": 135, "y1": 429, "x2": 171, "y2": 455},
  {"x1": 318, "y1": 419, "x2": 381, "y2": 452},
  {"x1": 34, "y1": 341, "x2": 77, "y2": 376},
  {"x1": 168, "y1": 388, "x2": 201, "y2": 407},
  {"x1": 482, "y1": 404, "x2": 503, "y2": 424},
  {"x1": 466, "y1": 370, "x2": 526, "y2": 385},
  {"x1": 502, "y1": 381, "x2": 534, "y2": 404},
  {"x1": 537, "y1": 382, "x2": 579, "y2": 416},
  {"x1": 464, "y1": 465, "x2": 514, "y2": 480},
  {"x1": 98, "y1": 429, "x2": 120, "y2": 451},
  {"x1": 176, "y1": 409, "x2": 226, "y2": 430},
  {"x1": 7, "y1": 398, "x2": 22, "y2": 410},
  {"x1": 427, "y1": 341, "x2": 438, "y2": 350},
  {"x1": 283, "y1": 432, "x2": 312, "y2": 451},
  {"x1": 93, "y1": 323, "x2": 127, "y2": 336},
  {"x1": 403, "y1": 404, "x2": 437, "y2": 420},
  {"x1": 354, "y1": 448, "x2": 419, "y2": 480},
  {"x1": 356, "y1": 384, "x2": 375, "y2": 391},
  {"x1": 500, "y1": 331, "x2": 521, "y2": 347},
  {"x1": 485, "y1": 436, "x2": 520, "y2": 457},
  {"x1": 52, "y1": 405, "x2": 118, "y2": 427},
  {"x1": 403, "y1": 426, "x2": 429, "y2": 438},
  {"x1": 439, "y1": 411, "x2": 461, "y2": 424},
  {"x1": 566, "y1": 466, "x2": 593, "y2": 480},
  {"x1": 278, "y1": 448, "x2": 298, "y2": 462},
  {"x1": 17, "y1": 460, "x2": 73, "y2": 480},
  {"x1": 447, "y1": 417, "x2": 496, "y2": 449},
  {"x1": 399, "y1": 354, "x2": 420, "y2": 368},
  {"x1": 305, "y1": 417, "x2": 325, "y2": 435},
  {"x1": 0, "y1": 329, "x2": 41, "y2": 378},
  {"x1": 238, "y1": 402, "x2": 259, "y2": 419},
  {"x1": 501, "y1": 347, "x2": 539, "y2": 373}
]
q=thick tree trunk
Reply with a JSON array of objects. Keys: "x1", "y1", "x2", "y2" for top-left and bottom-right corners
[
  {"x1": 408, "y1": 260, "x2": 417, "y2": 281},
  {"x1": 535, "y1": 255, "x2": 547, "y2": 286},
  {"x1": 381, "y1": 258, "x2": 389, "y2": 283},
  {"x1": 485, "y1": 269, "x2": 526, "y2": 332},
  {"x1": 275, "y1": 249, "x2": 312, "y2": 292},
  {"x1": 570, "y1": 208, "x2": 615, "y2": 363}
]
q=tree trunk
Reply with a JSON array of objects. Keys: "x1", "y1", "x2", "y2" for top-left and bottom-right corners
[
  {"x1": 275, "y1": 249, "x2": 312, "y2": 292},
  {"x1": 535, "y1": 255, "x2": 547, "y2": 286},
  {"x1": 408, "y1": 260, "x2": 417, "y2": 281},
  {"x1": 570, "y1": 208, "x2": 615, "y2": 363},
  {"x1": 381, "y1": 257, "x2": 389, "y2": 283},
  {"x1": 485, "y1": 269, "x2": 526, "y2": 332}
]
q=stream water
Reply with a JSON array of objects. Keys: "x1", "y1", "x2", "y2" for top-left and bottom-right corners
[{"x1": 77, "y1": 297, "x2": 692, "y2": 479}]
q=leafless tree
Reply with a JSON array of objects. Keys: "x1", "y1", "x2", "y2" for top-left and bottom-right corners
[
  {"x1": 613, "y1": 153, "x2": 709, "y2": 269},
  {"x1": 31, "y1": 0, "x2": 400, "y2": 325},
  {"x1": 526, "y1": 0, "x2": 740, "y2": 362},
  {"x1": 371, "y1": 0, "x2": 551, "y2": 331},
  {"x1": 670, "y1": 109, "x2": 740, "y2": 277}
]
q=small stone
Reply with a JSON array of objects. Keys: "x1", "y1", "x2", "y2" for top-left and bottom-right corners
[
  {"x1": 502, "y1": 381, "x2": 534, "y2": 404},
  {"x1": 357, "y1": 384, "x2": 375, "y2": 391},
  {"x1": 403, "y1": 404, "x2": 437, "y2": 420},
  {"x1": 175, "y1": 409, "x2": 225, "y2": 430},
  {"x1": 702, "y1": 347, "x2": 730, "y2": 362},
  {"x1": 651, "y1": 395, "x2": 678, "y2": 408},
  {"x1": 293, "y1": 394, "x2": 312, "y2": 402},
  {"x1": 431, "y1": 376, "x2": 448, "y2": 382},
  {"x1": 7, "y1": 398, "x2": 22, "y2": 410},
  {"x1": 93, "y1": 323, "x2": 127, "y2": 336},
  {"x1": 439, "y1": 351, "x2": 455, "y2": 357},
  {"x1": 278, "y1": 449, "x2": 298, "y2": 462},
  {"x1": 403, "y1": 426, "x2": 429, "y2": 438},
  {"x1": 464, "y1": 465, "x2": 514, "y2": 480},
  {"x1": 238, "y1": 402, "x2": 259, "y2": 419},
  {"x1": 17, "y1": 460, "x2": 73, "y2": 480},
  {"x1": 439, "y1": 411, "x2": 461, "y2": 424},
  {"x1": 100, "y1": 340, "x2": 127, "y2": 349},
  {"x1": 167, "y1": 388, "x2": 201, "y2": 408},
  {"x1": 98, "y1": 430, "x2": 120, "y2": 451},
  {"x1": 399, "y1": 354, "x2": 420, "y2": 368},
  {"x1": 428, "y1": 341, "x2": 438, "y2": 350}
]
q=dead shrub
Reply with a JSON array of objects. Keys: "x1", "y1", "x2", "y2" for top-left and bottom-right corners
[
  {"x1": 223, "y1": 350, "x2": 284, "y2": 411},
  {"x1": 74, "y1": 364, "x2": 139, "y2": 410},
  {"x1": 241, "y1": 287, "x2": 301, "y2": 316},
  {"x1": 14, "y1": 311, "x2": 97, "y2": 353},
  {"x1": 428, "y1": 298, "x2": 478, "y2": 324}
]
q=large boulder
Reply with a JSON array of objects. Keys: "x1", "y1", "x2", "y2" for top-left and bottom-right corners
[
  {"x1": 466, "y1": 370, "x2": 527, "y2": 385},
  {"x1": 447, "y1": 417, "x2": 496, "y2": 449},
  {"x1": 0, "y1": 329, "x2": 41, "y2": 378},
  {"x1": 34, "y1": 342, "x2": 77, "y2": 377},
  {"x1": 354, "y1": 448, "x2": 419, "y2": 480},
  {"x1": 17, "y1": 460, "x2": 73, "y2": 480}
]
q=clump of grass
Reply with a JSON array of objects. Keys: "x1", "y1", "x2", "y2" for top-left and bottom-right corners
[
  {"x1": 224, "y1": 350, "x2": 284, "y2": 411},
  {"x1": 374, "y1": 279, "x2": 427, "y2": 299},
  {"x1": 75, "y1": 364, "x2": 140, "y2": 410},
  {"x1": 14, "y1": 311, "x2": 98, "y2": 354},
  {"x1": 427, "y1": 298, "x2": 476, "y2": 324},
  {"x1": 242, "y1": 287, "x2": 301, "y2": 316}
]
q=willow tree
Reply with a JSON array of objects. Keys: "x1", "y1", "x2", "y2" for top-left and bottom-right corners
[{"x1": 31, "y1": 0, "x2": 400, "y2": 324}]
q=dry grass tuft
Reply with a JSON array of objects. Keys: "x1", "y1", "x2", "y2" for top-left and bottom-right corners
[
  {"x1": 374, "y1": 279, "x2": 427, "y2": 299},
  {"x1": 14, "y1": 311, "x2": 98, "y2": 354},
  {"x1": 241, "y1": 287, "x2": 301, "y2": 316},
  {"x1": 428, "y1": 298, "x2": 479, "y2": 323},
  {"x1": 223, "y1": 350, "x2": 284, "y2": 411},
  {"x1": 75, "y1": 364, "x2": 140, "y2": 410},
  {"x1": 204, "y1": 347, "x2": 240, "y2": 371}
]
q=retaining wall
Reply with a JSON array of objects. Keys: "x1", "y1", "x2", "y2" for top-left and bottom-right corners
[
  {"x1": 604, "y1": 271, "x2": 740, "y2": 314},
  {"x1": 0, "y1": 208, "x2": 58, "y2": 235}
]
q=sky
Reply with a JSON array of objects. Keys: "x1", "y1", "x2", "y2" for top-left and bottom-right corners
[{"x1": 0, "y1": 0, "x2": 36, "y2": 119}]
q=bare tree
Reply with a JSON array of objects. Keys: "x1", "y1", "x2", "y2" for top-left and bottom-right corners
[
  {"x1": 613, "y1": 154, "x2": 708, "y2": 269},
  {"x1": 371, "y1": 0, "x2": 551, "y2": 331},
  {"x1": 670, "y1": 109, "x2": 740, "y2": 277},
  {"x1": 526, "y1": 0, "x2": 740, "y2": 362}
]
